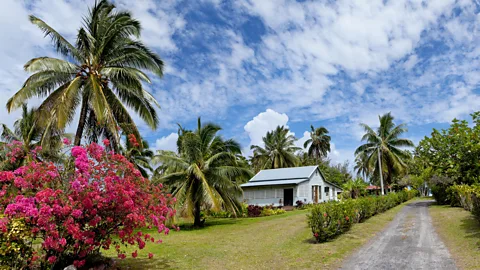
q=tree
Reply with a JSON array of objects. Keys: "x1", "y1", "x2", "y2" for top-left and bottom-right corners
[
  {"x1": 6, "y1": 0, "x2": 163, "y2": 149},
  {"x1": 354, "y1": 152, "x2": 371, "y2": 180},
  {"x1": 1, "y1": 104, "x2": 65, "y2": 169},
  {"x1": 355, "y1": 112, "x2": 414, "y2": 195},
  {"x1": 152, "y1": 118, "x2": 252, "y2": 227},
  {"x1": 120, "y1": 135, "x2": 154, "y2": 178},
  {"x1": 342, "y1": 177, "x2": 367, "y2": 199},
  {"x1": 250, "y1": 126, "x2": 301, "y2": 172},
  {"x1": 303, "y1": 125, "x2": 331, "y2": 160}
]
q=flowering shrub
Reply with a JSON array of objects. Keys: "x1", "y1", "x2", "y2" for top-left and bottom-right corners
[
  {"x1": 0, "y1": 140, "x2": 176, "y2": 268},
  {"x1": 245, "y1": 205, "x2": 286, "y2": 217},
  {"x1": 308, "y1": 190, "x2": 417, "y2": 242}
]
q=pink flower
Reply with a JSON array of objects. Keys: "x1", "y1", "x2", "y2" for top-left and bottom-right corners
[
  {"x1": 62, "y1": 138, "x2": 71, "y2": 145},
  {"x1": 72, "y1": 209, "x2": 83, "y2": 219},
  {"x1": 47, "y1": 256, "x2": 57, "y2": 264},
  {"x1": 132, "y1": 250, "x2": 138, "y2": 258},
  {"x1": 73, "y1": 260, "x2": 86, "y2": 268},
  {"x1": 148, "y1": 253, "x2": 154, "y2": 259},
  {"x1": 103, "y1": 139, "x2": 110, "y2": 146},
  {"x1": 118, "y1": 253, "x2": 126, "y2": 260}
]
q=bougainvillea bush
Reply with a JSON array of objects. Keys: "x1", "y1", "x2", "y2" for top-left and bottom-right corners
[
  {"x1": 0, "y1": 139, "x2": 176, "y2": 269},
  {"x1": 308, "y1": 190, "x2": 417, "y2": 242}
]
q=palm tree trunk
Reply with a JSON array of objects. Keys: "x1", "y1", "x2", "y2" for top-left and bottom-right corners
[
  {"x1": 378, "y1": 147, "x2": 385, "y2": 196},
  {"x1": 193, "y1": 200, "x2": 202, "y2": 227},
  {"x1": 74, "y1": 97, "x2": 89, "y2": 146}
]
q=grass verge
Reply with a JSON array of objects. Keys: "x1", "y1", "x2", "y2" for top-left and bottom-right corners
[
  {"x1": 104, "y1": 200, "x2": 412, "y2": 270},
  {"x1": 429, "y1": 205, "x2": 480, "y2": 270}
]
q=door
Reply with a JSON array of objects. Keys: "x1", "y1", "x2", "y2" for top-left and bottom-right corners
[
  {"x1": 284, "y1": 188, "x2": 293, "y2": 206},
  {"x1": 312, "y1": 186, "x2": 318, "y2": 203}
]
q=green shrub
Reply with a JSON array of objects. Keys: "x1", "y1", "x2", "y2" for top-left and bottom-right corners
[
  {"x1": 307, "y1": 190, "x2": 417, "y2": 243},
  {"x1": 449, "y1": 185, "x2": 480, "y2": 221}
]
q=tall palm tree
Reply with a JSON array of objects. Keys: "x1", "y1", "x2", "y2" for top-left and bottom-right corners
[
  {"x1": 354, "y1": 113, "x2": 414, "y2": 195},
  {"x1": 250, "y1": 126, "x2": 301, "y2": 172},
  {"x1": 6, "y1": 0, "x2": 163, "y2": 149},
  {"x1": 303, "y1": 125, "x2": 331, "y2": 160},
  {"x1": 152, "y1": 118, "x2": 252, "y2": 227},
  {"x1": 1, "y1": 104, "x2": 65, "y2": 169}
]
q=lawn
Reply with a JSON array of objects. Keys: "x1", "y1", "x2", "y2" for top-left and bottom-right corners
[
  {"x1": 102, "y1": 200, "x2": 414, "y2": 270},
  {"x1": 429, "y1": 205, "x2": 480, "y2": 270}
]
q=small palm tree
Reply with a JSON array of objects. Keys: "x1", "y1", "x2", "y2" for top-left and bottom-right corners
[
  {"x1": 152, "y1": 118, "x2": 252, "y2": 227},
  {"x1": 120, "y1": 136, "x2": 154, "y2": 178},
  {"x1": 342, "y1": 178, "x2": 367, "y2": 199},
  {"x1": 1, "y1": 104, "x2": 66, "y2": 168},
  {"x1": 303, "y1": 125, "x2": 331, "y2": 160},
  {"x1": 355, "y1": 113, "x2": 414, "y2": 195},
  {"x1": 354, "y1": 152, "x2": 371, "y2": 180},
  {"x1": 250, "y1": 126, "x2": 301, "y2": 172},
  {"x1": 6, "y1": 0, "x2": 163, "y2": 149}
]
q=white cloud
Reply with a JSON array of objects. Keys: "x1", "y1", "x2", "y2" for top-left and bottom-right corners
[
  {"x1": 295, "y1": 131, "x2": 310, "y2": 150},
  {"x1": 154, "y1": 132, "x2": 179, "y2": 152},
  {"x1": 403, "y1": 54, "x2": 419, "y2": 71},
  {"x1": 243, "y1": 109, "x2": 290, "y2": 155}
]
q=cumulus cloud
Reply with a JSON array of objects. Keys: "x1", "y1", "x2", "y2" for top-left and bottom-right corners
[
  {"x1": 243, "y1": 109, "x2": 290, "y2": 154},
  {"x1": 154, "y1": 133, "x2": 179, "y2": 152}
]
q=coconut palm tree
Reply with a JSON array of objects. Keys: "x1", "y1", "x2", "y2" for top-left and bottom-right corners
[
  {"x1": 152, "y1": 118, "x2": 252, "y2": 227},
  {"x1": 354, "y1": 113, "x2": 414, "y2": 195},
  {"x1": 354, "y1": 152, "x2": 371, "y2": 180},
  {"x1": 342, "y1": 177, "x2": 367, "y2": 199},
  {"x1": 6, "y1": 0, "x2": 163, "y2": 149},
  {"x1": 120, "y1": 136, "x2": 154, "y2": 178},
  {"x1": 303, "y1": 125, "x2": 331, "y2": 160},
  {"x1": 250, "y1": 126, "x2": 301, "y2": 172}
]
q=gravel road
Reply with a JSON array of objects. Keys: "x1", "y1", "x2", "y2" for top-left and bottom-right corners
[{"x1": 340, "y1": 200, "x2": 457, "y2": 270}]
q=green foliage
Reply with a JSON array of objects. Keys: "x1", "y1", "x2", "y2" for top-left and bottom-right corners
[
  {"x1": 0, "y1": 217, "x2": 35, "y2": 269},
  {"x1": 303, "y1": 125, "x2": 331, "y2": 160},
  {"x1": 449, "y1": 185, "x2": 480, "y2": 222},
  {"x1": 355, "y1": 112, "x2": 414, "y2": 187},
  {"x1": 297, "y1": 153, "x2": 352, "y2": 186},
  {"x1": 307, "y1": 190, "x2": 417, "y2": 242},
  {"x1": 415, "y1": 112, "x2": 480, "y2": 185},
  {"x1": 153, "y1": 118, "x2": 253, "y2": 227},
  {"x1": 250, "y1": 126, "x2": 301, "y2": 172},
  {"x1": 342, "y1": 178, "x2": 368, "y2": 199},
  {"x1": 7, "y1": 0, "x2": 163, "y2": 148}
]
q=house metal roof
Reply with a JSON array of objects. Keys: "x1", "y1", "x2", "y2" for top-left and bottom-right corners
[
  {"x1": 248, "y1": 166, "x2": 318, "y2": 182},
  {"x1": 240, "y1": 165, "x2": 343, "y2": 190},
  {"x1": 241, "y1": 178, "x2": 309, "y2": 187}
]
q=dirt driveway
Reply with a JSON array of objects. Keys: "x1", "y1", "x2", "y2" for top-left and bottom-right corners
[{"x1": 341, "y1": 200, "x2": 457, "y2": 270}]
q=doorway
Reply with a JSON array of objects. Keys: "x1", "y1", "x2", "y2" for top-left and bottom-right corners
[{"x1": 284, "y1": 188, "x2": 293, "y2": 206}]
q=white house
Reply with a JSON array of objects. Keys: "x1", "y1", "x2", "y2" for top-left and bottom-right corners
[{"x1": 240, "y1": 166, "x2": 343, "y2": 206}]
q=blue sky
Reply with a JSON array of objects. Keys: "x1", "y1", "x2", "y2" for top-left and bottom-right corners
[{"x1": 1, "y1": 0, "x2": 479, "y2": 165}]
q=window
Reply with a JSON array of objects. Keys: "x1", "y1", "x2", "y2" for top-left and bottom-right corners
[
  {"x1": 254, "y1": 190, "x2": 265, "y2": 199},
  {"x1": 266, "y1": 189, "x2": 275, "y2": 199},
  {"x1": 244, "y1": 190, "x2": 253, "y2": 200},
  {"x1": 298, "y1": 184, "x2": 308, "y2": 197},
  {"x1": 275, "y1": 189, "x2": 284, "y2": 198},
  {"x1": 324, "y1": 186, "x2": 330, "y2": 197}
]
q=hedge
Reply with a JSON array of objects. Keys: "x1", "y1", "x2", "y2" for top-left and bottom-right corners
[
  {"x1": 449, "y1": 185, "x2": 480, "y2": 221},
  {"x1": 307, "y1": 190, "x2": 418, "y2": 242}
]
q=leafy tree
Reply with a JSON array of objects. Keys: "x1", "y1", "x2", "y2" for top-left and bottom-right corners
[
  {"x1": 303, "y1": 125, "x2": 331, "y2": 160},
  {"x1": 6, "y1": 0, "x2": 163, "y2": 149},
  {"x1": 296, "y1": 153, "x2": 352, "y2": 186},
  {"x1": 152, "y1": 118, "x2": 252, "y2": 227},
  {"x1": 250, "y1": 126, "x2": 301, "y2": 172},
  {"x1": 354, "y1": 152, "x2": 371, "y2": 180},
  {"x1": 355, "y1": 113, "x2": 414, "y2": 195},
  {"x1": 415, "y1": 112, "x2": 480, "y2": 185}
]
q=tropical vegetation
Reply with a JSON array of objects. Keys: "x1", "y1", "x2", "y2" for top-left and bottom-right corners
[
  {"x1": 250, "y1": 125, "x2": 301, "y2": 172},
  {"x1": 152, "y1": 118, "x2": 252, "y2": 227},
  {"x1": 355, "y1": 112, "x2": 414, "y2": 195},
  {"x1": 6, "y1": 0, "x2": 163, "y2": 149},
  {"x1": 303, "y1": 125, "x2": 331, "y2": 160}
]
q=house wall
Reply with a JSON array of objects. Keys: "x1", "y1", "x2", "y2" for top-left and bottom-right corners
[
  {"x1": 242, "y1": 186, "x2": 296, "y2": 206},
  {"x1": 241, "y1": 170, "x2": 342, "y2": 206}
]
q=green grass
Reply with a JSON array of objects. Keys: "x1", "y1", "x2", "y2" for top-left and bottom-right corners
[
  {"x1": 429, "y1": 205, "x2": 480, "y2": 270},
  {"x1": 104, "y1": 201, "x2": 412, "y2": 270}
]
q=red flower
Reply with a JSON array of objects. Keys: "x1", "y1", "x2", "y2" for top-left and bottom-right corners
[
  {"x1": 148, "y1": 253, "x2": 154, "y2": 259},
  {"x1": 345, "y1": 216, "x2": 350, "y2": 221},
  {"x1": 323, "y1": 213, "x2": 327, "y2": 217},
  {"x1": 132, "y1": 250, "x2": 138, "y2": 258}
]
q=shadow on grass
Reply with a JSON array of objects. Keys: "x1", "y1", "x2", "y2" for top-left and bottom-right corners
[
  {"x1": 114, "y1": 258, "x2": 175, "y2": 270},
  {"x1": 459, "y1": 214, "x2": 480, "y2": 249},
  {"x1": 177, "y1": 218, "x2": 240, "y2": 231}
]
